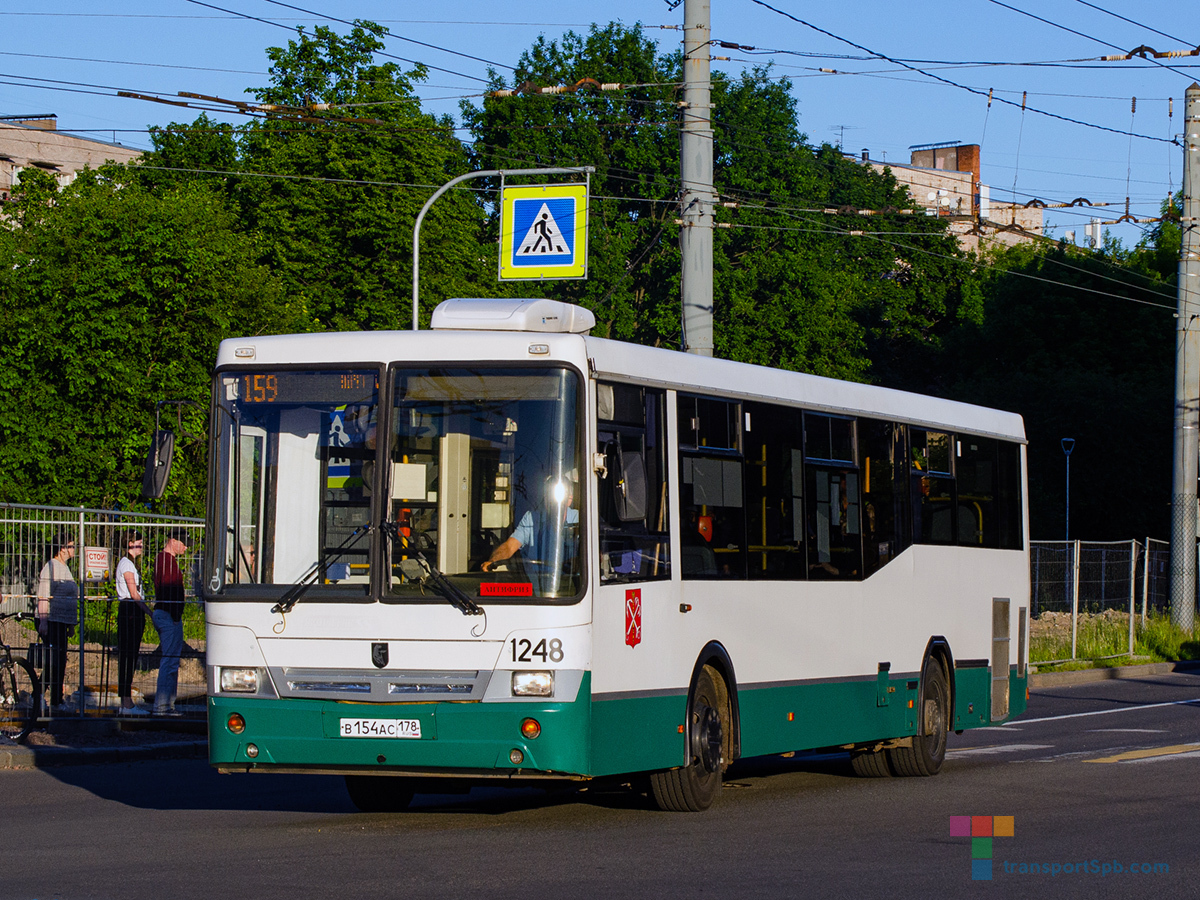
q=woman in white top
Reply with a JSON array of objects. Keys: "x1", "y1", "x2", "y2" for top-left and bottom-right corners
[
  {"x1": 115, "y1": 530, "x2": 151, "y2": 715},
  {"x1": 36, "y1": 531, "x2": 78, "y2": 709}
]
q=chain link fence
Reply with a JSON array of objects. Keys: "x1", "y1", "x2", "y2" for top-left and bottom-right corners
[
  {"x1": 0, "y1": 503, "x2": 204, "y2": 719},
  {"x1": 1030, "y1": 539, "x2": 1172, "y2": 664}
]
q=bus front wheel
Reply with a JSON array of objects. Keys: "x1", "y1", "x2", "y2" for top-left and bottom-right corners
[
  {"x1": 888, "y1": 656, "x2": 949, "y2": 777},
  {"x1": 650, "y1": 665, "x2": 728, "y2": 812}
]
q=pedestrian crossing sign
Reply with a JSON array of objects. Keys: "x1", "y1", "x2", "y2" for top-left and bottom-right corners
[{"x1": 499, "y1": 182, "x2": 589, "y2": 281}]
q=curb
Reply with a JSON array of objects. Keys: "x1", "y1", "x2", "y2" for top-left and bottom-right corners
[
  {"x1": 1030, "y1": 660, "x2": 1200, "y2": 689},
  {"x1": 0, "y1": 739, "x2": 207, "y2": 770}
]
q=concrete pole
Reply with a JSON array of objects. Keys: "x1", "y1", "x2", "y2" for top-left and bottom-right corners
[
  {"x1": 1170, "y1": 84, "x2": 1200, "y2": 631},
  {"x1": 680, "y1": 0, "x2": 714, "y2": 356}
]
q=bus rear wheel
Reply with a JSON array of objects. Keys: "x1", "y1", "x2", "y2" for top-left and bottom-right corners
[
  {"x1": 345, "y1": 775, "x2": 415, "y2": 812},
  {"x1": 849, "y1": 747, "x2": 892, "y2": 777},
  {"x1": 888, "y1": 656, "x2": 949, "y2": 777},
  {"x1": 650, "y1": 665, "x2": 728, "y2": 812}
]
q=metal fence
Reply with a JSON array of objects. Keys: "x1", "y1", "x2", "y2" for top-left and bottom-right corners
[
  {"x1": 0, "y1": 503, "x2": 205, "y2": 719},
  {"x1": 1029, "y1": 539, "x2": 1171, "y2": 663},
  {"x1": 0, "y1": 504, "x2": 1183, "y2": 715}
]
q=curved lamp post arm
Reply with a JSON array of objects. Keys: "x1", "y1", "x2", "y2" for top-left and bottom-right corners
[{"x1": 412, "y1": 166, "x2": 595, "y2": 330}]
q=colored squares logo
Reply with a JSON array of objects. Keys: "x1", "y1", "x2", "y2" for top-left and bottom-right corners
[{"x1": 951, "y1": 816, "x2": 1014, "y2": 880}]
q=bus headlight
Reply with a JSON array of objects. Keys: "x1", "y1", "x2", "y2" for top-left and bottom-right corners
[
  {"x1": 220, "y1": 667, "x2": 260, "y2": 693},
  {"x1": 511, "y1": 671, "x2": 553, "y2": 697}
]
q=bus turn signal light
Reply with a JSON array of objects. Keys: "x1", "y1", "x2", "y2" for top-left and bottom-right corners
[
  {"x1": 227, "y1": 713, "x2": 246, "y2": 734},
  {"x1": 520, "y1": 718, "x2": 541, "y2": 739}
]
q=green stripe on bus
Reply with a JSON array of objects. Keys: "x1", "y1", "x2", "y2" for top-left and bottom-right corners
[{"x1": 209, "y1": 676, "x2": 594, "y2": 775}]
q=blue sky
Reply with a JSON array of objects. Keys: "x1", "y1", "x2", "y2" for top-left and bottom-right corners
[{"x1": 3, "y1": 0, "x2": 1197, "y2": 248}]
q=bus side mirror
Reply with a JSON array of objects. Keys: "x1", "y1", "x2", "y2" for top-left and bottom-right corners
[
  {"x1": 612, "y1": 446, "x2": 648, "y2": 523},
  {"x1": 141, "y1": 429, "x2": 175, "y2": 500}
]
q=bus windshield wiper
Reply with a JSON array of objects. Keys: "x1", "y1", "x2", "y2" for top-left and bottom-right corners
[
  {"x1": 271, "y1": 523, "x2": 370, "y2": 616},
  {"x1": 381, "y1": 522, "x2": 483, "y2": 616}
]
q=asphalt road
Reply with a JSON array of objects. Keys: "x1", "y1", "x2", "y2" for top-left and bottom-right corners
[{"x1": 7, "y1": 673, "x2": 1200, "y2": 900}]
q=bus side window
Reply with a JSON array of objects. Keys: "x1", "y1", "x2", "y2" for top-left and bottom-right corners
[
  {"x1": 859, "y1": 419, "x2": 909, "y2": 577},
  {"x1": 997, "y1": 442, "x2": 1024, "y2": 549},
  {"x1": 957, "y1": 436, "x2": 999, "y2": 547},
  {"x1": 598, "y1": 384, "x2": 670, "y2": 583},
  {"x1": 745, "y1": 401, "x2": 805, "y2": 580},
  {"x1": 804, "y1": 413, "x2": 861, "y2": 581},
  {"x1": 911, "y1": 429, "x2": 956, "y2": 545},
  {"x1": 678, "y1": 393, "x2": 745, "y2": 580}
]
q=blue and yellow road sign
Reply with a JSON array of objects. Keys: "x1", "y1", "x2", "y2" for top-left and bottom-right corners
[{"x1": 499, "y1": 182, "x2": 589, "y2": 281}]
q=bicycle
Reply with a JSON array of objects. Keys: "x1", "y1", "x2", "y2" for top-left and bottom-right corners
[{"x1": 0, "y1": 612, "x2": 43, "y2": 743}]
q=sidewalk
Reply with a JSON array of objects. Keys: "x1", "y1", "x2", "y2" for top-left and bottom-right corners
[
  {"x1": 1029, "y1": 659, "x2": 1200, "y2": 688},
  {"x1": 0, "y1": 717, "x2": 207, "y2": 770}
]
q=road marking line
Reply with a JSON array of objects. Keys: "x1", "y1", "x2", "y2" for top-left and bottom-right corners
[
  {"x1": 1016, "y1": 698, "x2": 1200, "y2": 725},
  {"x1": 1086, "y1": 728, "x2": 1168, "y2": 734},
  {"x1": 1085, "y1": 743, "x2": 1200, "y2": 763},
  {"x1": 947, "y1": 743, "x2": 1054, "y2": 756}
]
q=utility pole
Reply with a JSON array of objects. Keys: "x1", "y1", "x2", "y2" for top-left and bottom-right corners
[
  {"x1": 680, "y1": 0, "x2": 714, "y2": 356},
  {"x1": 1170, "y1": 83, "x2": 1200, "y2": 631}
]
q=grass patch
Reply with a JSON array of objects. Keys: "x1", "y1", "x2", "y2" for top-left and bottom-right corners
[
  {"x1": 65, "y1": 597, "x2": 206, "y2": 647},
  {"x1": 1032, "y1": 610, "x2": 1200, "y2": 665}
]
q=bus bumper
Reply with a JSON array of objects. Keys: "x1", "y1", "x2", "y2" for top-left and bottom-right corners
[{"x1": 208, "y1": 683, "x2": 592, "y2": 777}]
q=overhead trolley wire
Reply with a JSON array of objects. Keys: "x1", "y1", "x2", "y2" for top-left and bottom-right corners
[
  {"x1": 746, "y1": 0, "x2": 1179, "y2": 145},
  {"x1": 1070, "y1": 0, "x2": 1193, "y2": 46},
  {"x1": 182, "y1": 0, "x2": 492, "y2": 84},
  {"x1": 255, "y1": 0, "x2": 516, "y2": 71},
  {"x1": 983, "y1": 0, "x2": 1196, "y2": 79}
]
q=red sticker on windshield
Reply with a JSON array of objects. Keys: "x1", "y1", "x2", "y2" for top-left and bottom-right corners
[{"x1": 480, "y1": 582, "x2": 533, "y2": 597}]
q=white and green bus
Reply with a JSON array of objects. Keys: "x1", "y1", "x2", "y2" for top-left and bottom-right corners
[{"x1": 203, "y1": 298, "x2": 1029, "y2": 812}]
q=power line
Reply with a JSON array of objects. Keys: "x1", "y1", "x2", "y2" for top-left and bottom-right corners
[
  {"x1": 0, "y1": 49, "x2": 264, "y2": 76},
  {"x1": 255, "y1": 0, "x2": 516, "y2": 71},
  {"x1": 0, "y1": 12, "x2": 601, "y2": 26},
  {"x1": 746, "y1": 0, "x2": 1179, "y2": 146},
  {"x1": 1070, "y1": 0, "x2": 1192, "y2": 46},
  {"x1": 983, "y1": 0, "x2": 1195, "y2": 79},
  {"x1": 11, "y1": 146, "x2": 1172, "y2": 313},
  {"x1": 181, "y1": 0, "x2": 492, "y2": 84}
]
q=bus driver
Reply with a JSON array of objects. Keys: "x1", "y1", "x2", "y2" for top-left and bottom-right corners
[{"x1": 481, "y1": 472, "x2": 579, "y2": 573}]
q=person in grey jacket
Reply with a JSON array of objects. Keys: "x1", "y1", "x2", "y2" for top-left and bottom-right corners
[{"x1": 36, "y1": 531, "x2": 78, "y2": 711}]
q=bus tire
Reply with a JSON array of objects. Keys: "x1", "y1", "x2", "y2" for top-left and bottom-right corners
[
  {"x1": 344, "y1": 775, "x2": 415, "y2": 812},
  {"x1": 887, "y1": 655, "x2": 949, "y2": 777},
  {"x1": 849, "y1": 747, "x2": 892, "y2": 777},
  {"x1": 649, "y1": 665, "x2": 727, "y2": 812}
]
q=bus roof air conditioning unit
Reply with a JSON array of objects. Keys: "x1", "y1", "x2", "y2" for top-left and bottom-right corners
[{"x1": 430, "y1": 298, "x2": 596, "y2": 334}]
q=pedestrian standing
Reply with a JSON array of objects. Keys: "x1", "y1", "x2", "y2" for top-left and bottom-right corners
[
  {"x1": 35, "y1": 531, "x2": 78, "y2": 711},
  {"x1": 151, "y1": 528, "x2": 188, "y2": 716},
  {"x1": 115, "y1": 530, "x2": 150, "y2": 715}
]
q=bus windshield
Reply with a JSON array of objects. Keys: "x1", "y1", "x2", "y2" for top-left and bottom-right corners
[
  {"x1": 388, "y1": 367, "x2": 582, "y2": 601},
  {"x1": 215, "y1": 369, "x2": 380, "y2": 590}
]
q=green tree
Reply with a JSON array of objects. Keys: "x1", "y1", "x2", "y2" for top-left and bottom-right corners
[
  {"x1": 464, "y1": 24, "x2": 971, "y2": 381},
  {"x1": 145, "y1": 22, "x2": 492, "y2": 332},
  {"x1": 937, "y1": 240, "x2": 1175, "y2": 539},
  {"x1": 0, "y1": 166, "x2": 295, "y2": 514}
]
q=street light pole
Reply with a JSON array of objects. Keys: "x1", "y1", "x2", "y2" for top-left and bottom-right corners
[
  {"x1": 1062, "y1": 438, "x2": 1075, "y2": 542},
  {"x1": 411, "y1": 166, "x2": 594, "y2": 330}
]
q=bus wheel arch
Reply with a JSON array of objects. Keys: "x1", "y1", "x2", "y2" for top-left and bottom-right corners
[
  {"x1": 686, "y1": 641, "x2": 741, "y2": 768},
  {"x1": 648, "y1": 643, "x2": 740, "y2": 812},
  {"x1": 924, "y1": 636, "x2": 955, "y2": 718},
  {"x1": 888, "y1": 644, "x2": 951, "y2": 777}
]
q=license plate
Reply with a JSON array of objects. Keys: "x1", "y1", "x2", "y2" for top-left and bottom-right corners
[{"x1": 339, "y1": 718, "x2": 422, "y2": 739}]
